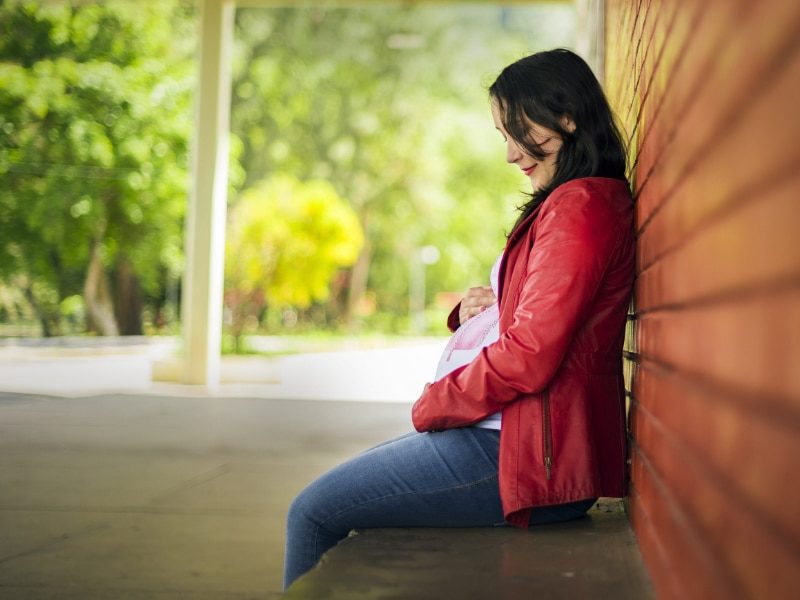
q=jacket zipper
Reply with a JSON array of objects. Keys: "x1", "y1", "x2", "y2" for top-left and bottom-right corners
[{"x1": 542, "y1": 389, "x2": 553, "y2": 480}]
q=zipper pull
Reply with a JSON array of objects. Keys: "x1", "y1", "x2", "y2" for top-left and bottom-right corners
[{"x1": 544, "y1": 456, "x2": 552, "y2": 480}]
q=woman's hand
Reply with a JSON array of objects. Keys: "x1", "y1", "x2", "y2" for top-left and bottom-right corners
[{"x1": 458, "y1": 286, "x2": 497, "y2": 325}]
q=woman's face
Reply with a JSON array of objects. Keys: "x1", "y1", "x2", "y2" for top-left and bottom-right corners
[{"x1": 491, "y1": 100, "x2": 564, "y2": 192}]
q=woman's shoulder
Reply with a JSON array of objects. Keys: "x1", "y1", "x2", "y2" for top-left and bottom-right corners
[
  {"x1": 507, "y1": 178, "x2": 632, "y2": 246},
  {"x1": 532, "y1": 177, "x2": 633, "y2": 242},
  {"x1": 539, "y1": 177, "x2": 632, "y2": 220},
  {"x1": 548, "y1": 177, "x2": 631, "y2": 206}
]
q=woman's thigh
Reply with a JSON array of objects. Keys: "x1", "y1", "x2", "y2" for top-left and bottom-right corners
[{"x1": 290, "y1": 427, "x2": 506, "y2": 534}]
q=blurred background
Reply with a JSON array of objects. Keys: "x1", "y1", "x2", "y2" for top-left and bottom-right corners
[{"x1": 0, "y1": 1, "x2": 575, "y2": 368}]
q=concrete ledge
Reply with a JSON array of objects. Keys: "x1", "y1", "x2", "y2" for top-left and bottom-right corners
[{"x1": 286, "y1": 499, "x2": 652, "y2": 599}]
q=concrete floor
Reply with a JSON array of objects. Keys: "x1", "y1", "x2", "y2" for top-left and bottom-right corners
[
  {"x1": 0, "y1": 391, "x2": 651, "y2": 599},
  {"x1": 0, "y1": 392, "x2": 411, "y2": 598}
]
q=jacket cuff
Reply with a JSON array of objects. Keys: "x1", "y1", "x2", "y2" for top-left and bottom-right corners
[
  {"x1": 411, "y1": 399, "x2": 424, "y2": 431},
  {"x1": 446, "y1": 302, "x2": 462, "y2": 332}
]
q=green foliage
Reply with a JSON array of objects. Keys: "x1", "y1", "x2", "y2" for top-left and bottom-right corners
[
  {"x1": 224, "y1": 175, "x2": 363, "y2": 341},
  {"x1": 0, "y1": 2, "x2": 576, "y2": 341},
  {"x1": 0, "y1": 0, "x2": 196, "y2": 334}
]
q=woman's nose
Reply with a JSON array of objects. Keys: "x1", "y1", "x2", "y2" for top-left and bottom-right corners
[{"x1": 506, "y1": 139, "x2": 523, "y2": 164}]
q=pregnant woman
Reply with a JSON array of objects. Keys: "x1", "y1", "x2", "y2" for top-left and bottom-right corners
[{"x1": 283, "y1": 48, "x2": 635, "y2": 590}]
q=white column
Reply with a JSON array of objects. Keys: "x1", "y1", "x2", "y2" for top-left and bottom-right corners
[
  {"x1": 576, "y1": 0, "x2": 605, "y2": 84},
  {"x1": 181, "y1": 0, "x2": 234, "y2": 386}
]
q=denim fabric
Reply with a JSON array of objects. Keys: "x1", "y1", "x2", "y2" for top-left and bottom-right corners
[{"x1": 283, "y1": 428, "x2": 596, "y2": 589}]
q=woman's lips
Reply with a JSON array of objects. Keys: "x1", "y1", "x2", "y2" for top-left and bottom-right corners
[{"x1": 522, "y1": 164, "x2": 537, "y2": 176}]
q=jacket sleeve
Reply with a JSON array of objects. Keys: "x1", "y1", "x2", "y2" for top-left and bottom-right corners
[{"x1": 412, "y1": 187, "x2": 623, "y2": 432}]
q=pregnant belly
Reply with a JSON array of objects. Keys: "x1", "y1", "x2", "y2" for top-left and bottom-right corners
[{"x1": 434, "y1": 304, "x2": 500, "y2": 381}]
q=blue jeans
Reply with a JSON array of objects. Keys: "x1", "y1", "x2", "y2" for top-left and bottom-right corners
[{"x1": 283, "y1": 428, "x2": 596, "y2": 590}]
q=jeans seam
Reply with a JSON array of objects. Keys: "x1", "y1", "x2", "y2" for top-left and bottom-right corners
[{"x1": 316, "y1": 472, "x2": 500, "y2": 533}]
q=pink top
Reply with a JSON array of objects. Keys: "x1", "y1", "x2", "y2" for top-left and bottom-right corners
[{"x1": 434, "y1": 251, "x2": 503, "y2": 429}]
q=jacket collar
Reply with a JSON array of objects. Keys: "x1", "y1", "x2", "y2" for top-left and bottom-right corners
[
  {"x1": 505, "y1": 203, "x2": 544, "y2": 250},
  {"x1": 497, "y1": 203, "x2": 544, "y2": 305}
]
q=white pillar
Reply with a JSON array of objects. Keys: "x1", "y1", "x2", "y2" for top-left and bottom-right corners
[
  {"x1": 181, "y1": 0, "x2": 234, "y2": 386},
  {"x1": 576, "y1": 0, "x2": 605, "y2": 84}
]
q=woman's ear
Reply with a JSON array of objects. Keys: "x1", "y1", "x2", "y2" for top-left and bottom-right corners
[{"x1": 561, "y1": 114, "x2": 577, "y2": 133}]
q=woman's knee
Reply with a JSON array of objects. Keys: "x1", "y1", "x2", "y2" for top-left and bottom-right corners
[
  {"x1": 286, "y1": 474, "x2": 350, "y2": 540},
  {"x1": 286, "y1": 484, "x2": 323, "y2": 536}
]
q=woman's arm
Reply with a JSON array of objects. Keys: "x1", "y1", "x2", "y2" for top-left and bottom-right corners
[{"x1": 412, "y1": 186, "x2": 626, "y2": 431}]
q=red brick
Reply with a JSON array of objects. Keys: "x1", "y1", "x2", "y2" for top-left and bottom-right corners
[
  {"x1": 636, "y1": 1, "x2": 800, "y2": 227},
  {"x1": 634, "y1": 365, "x2": 800, "y2": 541},
  {"x1": 632, "y1": 404, "x2": 800, "y2": 597},
  {"x1": 636, "y1": 174, "x2": 800, "y2": 309},
  {"x1": 628, "y1": 447, "x2": 734, "y2": 599},
  {"x1": 638, "y1": 45, "x2": 800, "y2": 269},
  {"x1": 636, "y1": 286, "x2": 800, "y2": 403}
]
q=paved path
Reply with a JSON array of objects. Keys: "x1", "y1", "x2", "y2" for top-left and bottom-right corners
[
  {"x1": 0, "y1": 337, "x2": 448, "y2": 402},
  {"x1": 0, "y1": 392, "x2": 411, "y2": 598}
]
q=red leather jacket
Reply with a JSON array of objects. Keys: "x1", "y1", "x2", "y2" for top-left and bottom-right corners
[{"x1": 412, "y1": 177, "x2": 635, "y2": 527}]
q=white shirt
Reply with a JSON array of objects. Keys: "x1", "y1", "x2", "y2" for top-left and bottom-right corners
[{"x1": 433, "y1": 251, "x2": 503, "y2": 430}]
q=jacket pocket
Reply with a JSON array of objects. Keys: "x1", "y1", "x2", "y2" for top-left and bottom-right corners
[{"x1": 542, "y1": 389, "x2": 553, "y2": 480}]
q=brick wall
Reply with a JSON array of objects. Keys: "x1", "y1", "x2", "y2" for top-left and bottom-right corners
[{"x1": 604, "y1": 0, "x2": 800, "y2": 597}]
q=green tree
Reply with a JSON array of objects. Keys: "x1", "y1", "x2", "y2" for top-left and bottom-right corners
[
  {"x1": 224, "y1": 175, "x2": 363, "y2": 348},
  {"x1": 0, "y1": 1, "x2": 196, "y2": 335}
]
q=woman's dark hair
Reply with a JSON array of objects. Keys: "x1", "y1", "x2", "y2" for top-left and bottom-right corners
[{"x1": 489, "y1": 48, "x2": 628, "y2": 238}]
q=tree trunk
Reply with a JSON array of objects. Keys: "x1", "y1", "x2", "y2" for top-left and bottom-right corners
[
  {"x1": 113, "y1": 257, "x2": 143, "y2": 335},
  {"x1": 84, "y1": 237, "x2": 119, "y2": 336},
  {"x1": 323, "y1": 269, "x2": 348, "y2": 327},
  {"x1": 23, "y1": 284, "x2": 60, "y2": 337},
  {"x1": 346, "y1": 236, "x2": 372, "y2": 334}
]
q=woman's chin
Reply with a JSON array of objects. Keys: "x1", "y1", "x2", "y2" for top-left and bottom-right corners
[{"x1": 529, "y1": 176, "x2": 552, "y2": 192}]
